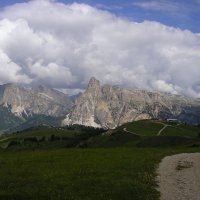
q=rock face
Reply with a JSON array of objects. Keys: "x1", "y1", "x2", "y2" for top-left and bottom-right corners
[
  {"x1": 0, "y1": 78, "x2": 200, "y2": 132},
  {"x1": 0, "y1": 83, "x2": 72, "y2": 118},
  {"x1": 63, "y1": 77, "x2": 200, "y2": 128}
]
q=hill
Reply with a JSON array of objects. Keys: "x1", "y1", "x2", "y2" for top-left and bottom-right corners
[
  {"x1": 1, "y1": 120, "x2": 199, "y2": 150},
  {"x1": 0, "y1": 125, "x2": 105, "y2": 150},
  {"x1": 119, "y1": 120, "x2": 199, "y2": 137},
  {"x1": 83, "y1": 120, "x2": 200, "y2": 148},
  {"x1": 0, "y1": 120, "x2": 200, "y2": 200}
]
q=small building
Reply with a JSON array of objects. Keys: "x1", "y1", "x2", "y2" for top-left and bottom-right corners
[{"x1": 167, "y1": 119, "x2": 178, "y2": 123}]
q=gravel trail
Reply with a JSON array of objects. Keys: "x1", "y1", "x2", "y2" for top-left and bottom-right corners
[{"x1": 157, "y1": 153, "x2": 200, "y2": 200}]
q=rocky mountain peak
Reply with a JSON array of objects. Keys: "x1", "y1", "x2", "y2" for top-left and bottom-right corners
[
  {"x1": 87, "y1": 77, "x2": 101, "y2": 91},
  {"x1": 0, "y1": 82, "x2": 73, "y2": 118},
  {"x1": 63, "y1": 77, "x2": 200, "y2": 128}
]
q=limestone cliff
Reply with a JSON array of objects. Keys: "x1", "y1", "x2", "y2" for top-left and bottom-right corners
[
  {"x1": 63, "y1": 77, "x2": 200, "y2": 128},
  {"x1": 0, "y1": 83, "x2": 72, "y2": 118}
]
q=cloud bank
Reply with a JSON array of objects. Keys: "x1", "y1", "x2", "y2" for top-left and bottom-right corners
[{"x1": 0, "y1": 0, "x2": 199, "y2": 97}]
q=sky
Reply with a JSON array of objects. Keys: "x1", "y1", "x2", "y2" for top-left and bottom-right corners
[{"x1": 0, "y1": 0, "x2": 199, "y2": 97}]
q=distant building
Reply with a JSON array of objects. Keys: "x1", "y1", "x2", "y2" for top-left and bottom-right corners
[{"x1": 167, "y1": 119, "x2": 178, "y2": 123}]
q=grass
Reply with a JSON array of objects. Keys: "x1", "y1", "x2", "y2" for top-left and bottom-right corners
[
  {"x1": 0, "y1": 120, "x2": 199, "y2": 199},
  {"x1": 85, "y1": 131, "x2": 140, "y2": 148},
  {"x1": 119, "y1": 120, "x2": 164, "y2": 136},
  {"x1": 86, "y1": 120, "x2": 200, "y2": 148},
  {"x1": 10, "y1": 128, "x2": 76, "y2": 139},
  {"x1": 118, "y1": 120, "x2": 199, "y2": 138},
  {"x1": 86, "y1": 132, "x2": 200, "y2": 148},
  {"x1": 136, "y1": 136, "x2": 198, "y2": 147},
  {"x1": 161, "y1": 126, "x2": 198, "y2": 138},
  {"x1": 1, "y1": 120, "x2": 199, "y2": 150},
  {"x1": 0, "y1": 125, "x2": 105, "y2": 150},
  {"x1": 0, "y1": 147, "x2": 199, "y2": 200},
  {"x1": 177, "y1": 124, "x2": 200, "y2": 133},
  {"x1": 0, "y1": 128, "x2": 77, "y2": 149}
]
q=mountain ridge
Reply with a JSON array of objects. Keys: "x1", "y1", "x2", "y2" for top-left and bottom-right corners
[
  {"x1": 0, "y1": 78, "x2": 200, "y2": 133},
  {"x1": 0, "y1": 83, "x2": 72, "y2": 118},
  {"x1": 63, "y1": 77, "x2": 200, "y2": 128}
]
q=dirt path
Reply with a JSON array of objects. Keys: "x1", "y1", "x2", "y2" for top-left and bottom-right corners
[
  {"x1": 123, "y1": 128, "x2": 141, "y2": 136},
  {"x1": 157, "y1": 125, "x2": 169, "y2": 136},
  {"x1": 157, "y1": 153, "x2": 200, "y2": 200}
]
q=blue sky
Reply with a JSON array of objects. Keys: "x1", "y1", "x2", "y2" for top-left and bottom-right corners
[{"x1": 0, "y1": 0, "x2": 200, "y2": 33}]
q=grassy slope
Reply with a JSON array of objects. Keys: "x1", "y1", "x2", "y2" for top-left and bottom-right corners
[
  {"x1": 0, "y1": 128, "x2": 76, "y2": 149},
  {"x1": 119, "y1": 120, "x2": 164, "y2": 136},
  {"x1": 86, "y1": 131, "x2": 200, "y2": 148},
  {"x1": 85, "y1": 120, "x2": 200, "y2": 148},
  {"x1": 85, "y1": 131, "x2": 140, "y2": 148},
  {"x1": 119, "y1": 120, "x2": 199, "y2": 138},
  {"x1": 1, "y1": 120, "x2": 199, "y2": 149},
  {"x1": 161, "y1": 126, "x2": 198, "y2": 137},
  {"x1": 0, "y1": 147, "x2": 199, "y2": 200},
  {"x1": 8, "y1": 127, "x2": 76, "y2": 139},
  {"x1": 0, "y1": 126, "x2": 105, "y2": 150},
  {"x1": 0, "y1": 121, "x2": 199, "y2": 199}
]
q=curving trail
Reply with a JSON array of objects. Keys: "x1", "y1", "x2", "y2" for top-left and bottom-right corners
[
  {"x1": 157, "y1": 153, "x2": 200, "y2": 200},
  {"x1": 157, "y1": 125, "x2": 169, "y2": 136},
  {"x1": 123, "y1": 128, "x2": 141, "y2": 136}
]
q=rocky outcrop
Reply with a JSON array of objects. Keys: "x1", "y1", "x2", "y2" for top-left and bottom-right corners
[
  {"x1": 63, "y1": 77, "x2": 200, "y2": 128},
  {"x1": 0, "y1": 83, "x2": 72, "y2": 118},
  {"x1": 0, "y1": 78, "x2": 199, "y2": 131}
]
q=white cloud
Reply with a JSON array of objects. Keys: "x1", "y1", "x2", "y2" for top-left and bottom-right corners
[
  {"x1": 0, "y1": 0, "x2": 199, "y2": 97},
  {"x1": 28, "y1": 60, "x2": 76, "y2": 87},
  {"x1": 132, "y1": 1, "x2": 178, "y2": 12},
  {"x1": 0, "y1": 49, "x2": 31, "y2": 84},
  {"x1": 152, "y1": 80, "x2": 178, "y2": 94}
]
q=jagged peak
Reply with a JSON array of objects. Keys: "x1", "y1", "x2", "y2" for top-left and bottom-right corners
[{"x1": 87, "y1": 77, "x2": 101, "y2": 90}]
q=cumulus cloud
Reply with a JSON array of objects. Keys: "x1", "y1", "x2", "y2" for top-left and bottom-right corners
[
  {"x1": 0, "y1": 49, "x2": 31, "y2": 84},
  {"x1": 0, "y1": 0, "x2": 199, "y2": 97}
]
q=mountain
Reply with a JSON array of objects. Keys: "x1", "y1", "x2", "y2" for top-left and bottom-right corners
[
  {"x1": 0, "y1": 105, "x2": 24, "y2": 133},
  {"x1": 0, "y1": 83, "x2": 72, "y2": 133},
  {"x1": 63, "y1": 77, "x2": 200, "y2": 128},
  {"x1": 70, "y1": 92, "x2": 83, "y2": 102},
  {"x1": 0, "y1": 83, "x2": 72, "y2": 117},
  {"x1": 1, "y1": 78, "x2": 200, "y2": 132}
]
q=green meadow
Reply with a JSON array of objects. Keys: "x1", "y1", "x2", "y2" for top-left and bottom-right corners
[
  {"x1": 0, "y1": 120, "x2": 199, "y2": 200},
  {"x1": 1, "y1": 147, "x2": 200, "y2": 200}
]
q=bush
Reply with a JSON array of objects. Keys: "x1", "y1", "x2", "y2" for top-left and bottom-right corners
[
  {"x1": 50, "y1": 134, "x2": 61, "y2": 141},
  {"x1": 8, "y1": 140, "x2": 19, "y2": 147},
  {"x1": 38, "y1": 136, "x2": 46, "y2": 142},
  {"x1": 24, "y1": 137, "x2": 38, "y2": 142}
]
